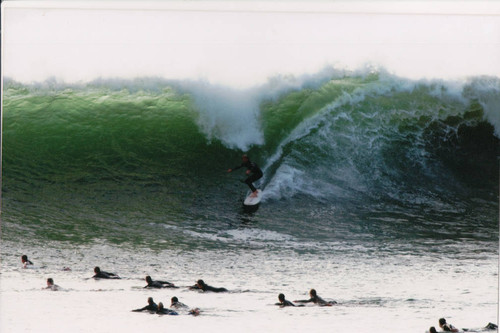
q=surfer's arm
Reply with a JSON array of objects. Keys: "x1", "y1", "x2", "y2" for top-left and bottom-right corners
[
  {"x1": 132, "y1": 306, "x2": 147, "y2": 312},
  {"x1": 229, "y1": 166, "x2": 241, "y2": 172},
  {"x1": 229, "y1": 162, "x2": 247, "y2": 172}
]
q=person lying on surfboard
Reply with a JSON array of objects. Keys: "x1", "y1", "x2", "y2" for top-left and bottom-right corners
[
  {"x1": 195, "y1": 279, "x2": 228, "y2": 293},
  {"x1": 275, "y1": 293, "x2": 296, "y2": 307},
  {"x1": 144, "y1": 275, "x2": 177, "y2": 289},
  {"x1": 294, "y1": 289, "x2": 337, "y2": 306},
  {"x1": 227, "y1": 154, "x2": 263, "y2": 198},
  {"x1": 132, "y1": 297, "x2": 158, "y2": 313},
  {"x1": 92, "y1": 266, "x2": 120, "y2": 279}
]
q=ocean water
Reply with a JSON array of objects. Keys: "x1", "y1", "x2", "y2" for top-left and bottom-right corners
[{"x1": 1, "y1": 70, "x2": 498, "y2": 332}]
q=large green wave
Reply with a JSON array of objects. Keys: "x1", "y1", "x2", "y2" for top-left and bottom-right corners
[{"x1": 1, "y1": 73, "x2": 498, "y2": 245}]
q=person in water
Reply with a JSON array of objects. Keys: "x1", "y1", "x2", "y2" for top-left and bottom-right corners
[
  {"x1": 44, "y1": 278, "x2": 61, "y2": 291},
  {"x1": 21, "y1": 255, "x2": 33, "y2": 268},
  {"x1": 439, "y1": 318, "x2": 459, "y2": 332},
  {"x1": 92, "y1": 266, "x2": 120, "y2": 279},
  {"x1": 170, "y1": 296, "x2": 188, "y2": 309},
  {"x1": 275, "y1": 293, "x2": 296, "y2": 307},
  {"x1": 156, "y1": 302, "x2": 178, "y2": 315},
  {"x1": 195, "y1": 279, "x2": 228, "y2": 293},
  {"x1": 132, "y1": 297, "x2": 158, "y2": 313},
  {"x1": 170, "y1": 297, "x2": 201, "y2": 316},
  {"x1": 294, "y1": 289, "x2": 337, "y2": 306},
  {"x1": 227, "y1": 154, "x2": 263, "y2": 197},
  {"x1": 485, "y1": 323, "x2": 499, "y2": 330},
  {"x1": 430, "y1": 322, "x2": 498, "y2": 332},
  {"x1": 144, "y1": 275, "x2": 176, "y2": 288}
]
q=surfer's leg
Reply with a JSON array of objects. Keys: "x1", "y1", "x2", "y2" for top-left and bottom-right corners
[
  {"x1": 245, "y1": 177, "x2": 257, "y2": 192},
  {"x1": 244, "y1": 176, "x2": 257, "y2": 193}
]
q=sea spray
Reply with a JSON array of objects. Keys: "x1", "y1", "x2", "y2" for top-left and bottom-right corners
[{"x1": 178, "y1": 81, "x2": 264, "y2": 151}]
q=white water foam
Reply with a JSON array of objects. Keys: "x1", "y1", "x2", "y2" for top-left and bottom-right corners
[
  {"x1": 181, "y1": 68, "x2": 343, "y2": 151},
  {"x1": 469, "y1": 77, "x2": 500, "y2": 138},
  {"x1": 180, "y1": 81, "x2": 264, "y2": 151}
]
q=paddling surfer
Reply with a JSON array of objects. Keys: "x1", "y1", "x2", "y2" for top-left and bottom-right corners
[
  {"x1": 294, "y1": 289, "x2": 337, "y2": 306},
  {"x1": 132, "y1": 297, "x2": 158, "y2": 313},
  {"x1": 227, "y1": 154, "x2": 263, "y2": 197},
  {"x1": 144, "y1": 275, "x2": 176, "y2": 289},
  {"x1": 275, "y1": 293, "x2": 296, "y2": 307},
  {"x1": 21, "y1": 255, "x2": 33, "y2": 268},
  {"x1": 92, "y1": 266, "x2": 120, "y2": 279},
  {"x1": 195, "y1": 279, "x2": 228, "y2": 293}
]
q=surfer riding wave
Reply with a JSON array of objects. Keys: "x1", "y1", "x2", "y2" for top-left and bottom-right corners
[{"x1": 227, "y1": 154, "x2": 263, "y2": 197}]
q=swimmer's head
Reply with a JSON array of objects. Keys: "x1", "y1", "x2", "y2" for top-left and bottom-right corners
[
  {"x1": 145, "y1": 276, "x2": 152, "y2": 283},
  {"x1": 197, "y1": 279, "x2": 205, "y2": 287},
  {"x1": 158, "y1": 302, "x2": 164, "y2": 310},
  {"x1": 21, "y1": 255, "x2": 28, "y2": 262},
  {"x1": 278, "y1": 293, "x2": 285, "y2": 302},
  {"x1": 94, "y1": 267, "x2": 100, "y2": 273},
  {"x1": 47, "y1": 278, "x2": 54, "y2": 286},
  {"x1": 171, "y1": 297, "x2": 178, "y2": 303},
  {"x1": 148, "y1": 297, "x2": 154, "y2": 304},
  {"x1": 439, "y1": 318, "x2": 446, "y2": 326},
  {"x1": 309, "y1": 289, "x2": 317, "y2": 297}
]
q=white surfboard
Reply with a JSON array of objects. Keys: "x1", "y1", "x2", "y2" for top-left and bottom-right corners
[{"x1": 243, "y1": 189, "x2": 262, "y2": 206}]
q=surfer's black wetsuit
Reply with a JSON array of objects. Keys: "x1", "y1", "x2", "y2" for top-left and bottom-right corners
[
  {"x1": 145, "y1": 276, "x2": 176, "y2": 289},
  {"x1": 146, "y1": 280, "x2": 176, "y2": 289},
  {"x1": 441, "y1": 324, "x2": 458, "y2": 332},
  {"x1": 276, "y1": 299, "x2": 296, "y2": 307},
  {"x1": 133, "y1": 303, "x2": 158, "y2": 313},
  {"x1": 295, "y1": 295, "x2": 337, "y2": 306},
  {"x1": 276, "y1": 293, "x2": 297, "y2": 307},
  {"x1": 93, "y1": 271, "x2": 120, "y2": 279},
  {"x1": 232, "y1": 160, "x2": 263, "y2": 193},
  {"x1": 93, "y1": 267, "x2": 120, "y2": 279},
  {"x1": 196, "y1": 280, "x2": 228, "y2": 293},
  {"x1": 202, "y1": 285, "x2": 228, "y2": 293},
  {"x1": 133, "y1": 298, "x2": 158, "y2": 313}
]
